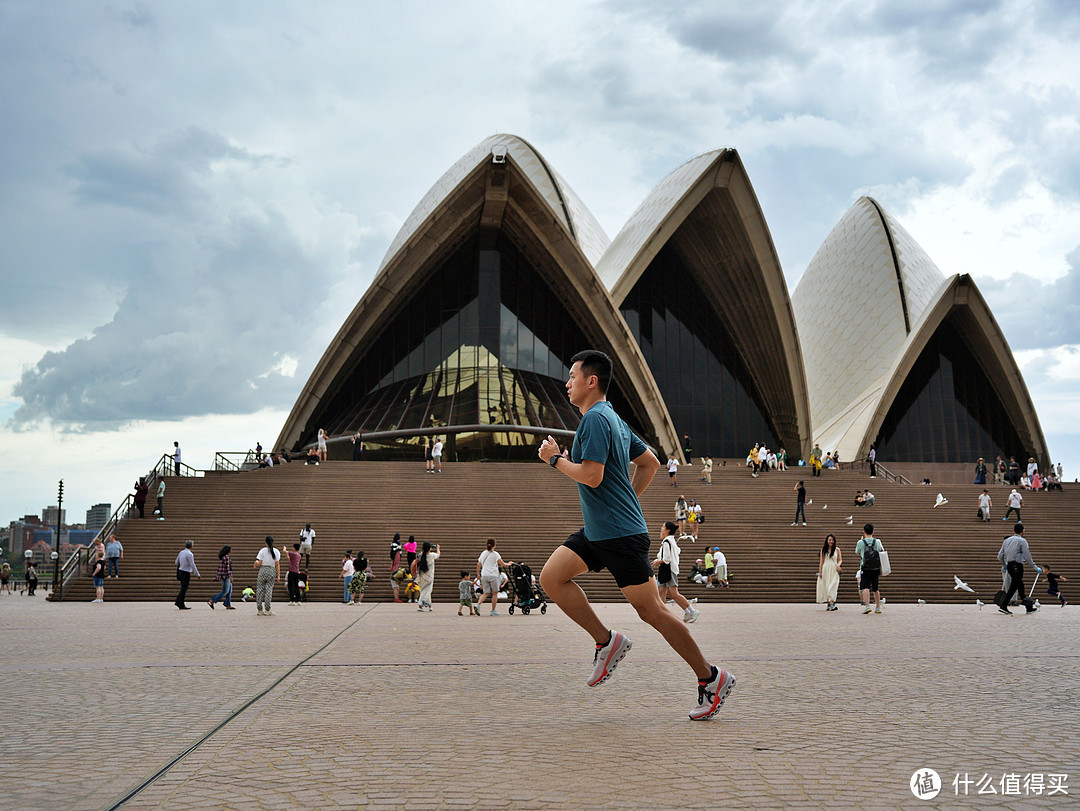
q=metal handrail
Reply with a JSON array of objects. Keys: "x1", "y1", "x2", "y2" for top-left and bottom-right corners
[
  {"x1": 151, "y1": 453, "x2": 203, "y2": 479},
  {"x1": 214, "y1": 450, "x2": 261, "y2": 471},
  {"x1": 842, "y1": 458, "x2": 912, "y2": 485}
]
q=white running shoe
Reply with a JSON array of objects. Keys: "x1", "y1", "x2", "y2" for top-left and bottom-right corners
[
  {"x1": 684, "y1": 606, "x2": 701, "y2": 623},
  {"x1": 689, "y1": 666, "x2": 736, "y2": 720},
  {"x1": 587, "y1": 631, "x2": 632, "y2": 686}
]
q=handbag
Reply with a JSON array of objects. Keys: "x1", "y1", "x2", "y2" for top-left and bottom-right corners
[
  {"x1": 879, "y1": 549, "x2": 891, "y2": 577},
  {"x1": 656, "y1": 539, "x2": 672, "y2": 583}
]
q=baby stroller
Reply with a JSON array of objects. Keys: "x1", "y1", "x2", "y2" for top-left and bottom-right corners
[{"x1": 506, "y1": 563, "x2": 547, "y2": 615}]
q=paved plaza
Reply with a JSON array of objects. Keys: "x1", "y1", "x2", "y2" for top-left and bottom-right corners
[{"x1": 2, "y1": 595, "x2": 1078, "y2": 809}]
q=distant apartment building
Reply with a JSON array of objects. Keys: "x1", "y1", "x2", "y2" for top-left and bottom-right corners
[
  {"x1": 85, "y1": 503, "x2": 111, "y2": 534},
  {"x1": 42, "y1": 506, "x2": 66, "y2": 528}
]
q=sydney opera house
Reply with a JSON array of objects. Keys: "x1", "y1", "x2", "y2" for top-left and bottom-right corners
[{"x1": 274, "y1": 135, "x2": 1048, "y2": 469}]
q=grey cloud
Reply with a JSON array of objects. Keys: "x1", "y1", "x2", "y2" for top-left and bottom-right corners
[
  {"x1": 9, "y1": 206, "x2": 343, "y2": 431},
  {"x1": 979, "y1": 245, "x2": 1080, "y2": 351}
]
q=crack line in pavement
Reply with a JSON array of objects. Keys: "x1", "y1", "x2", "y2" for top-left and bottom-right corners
[{"x1": 103, "y1": 606, "x2": 375, "y2": 811}]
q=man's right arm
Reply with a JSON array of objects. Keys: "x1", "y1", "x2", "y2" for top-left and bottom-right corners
[{"x1": 630, "y1": 448, "x2": 660, "y2": 498}]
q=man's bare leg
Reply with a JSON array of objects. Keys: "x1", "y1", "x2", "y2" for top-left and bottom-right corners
[
  {"x1": 622, "y1": 580, "x2": 711, "y2": 679},
  {"x1": 540, "y1": 546, "x2": 608, "y2": 644}
]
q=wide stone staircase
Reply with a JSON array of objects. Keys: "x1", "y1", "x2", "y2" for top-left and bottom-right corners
[{"x1": 62, "y1": 461, "x2": 1079, "y2": 606}]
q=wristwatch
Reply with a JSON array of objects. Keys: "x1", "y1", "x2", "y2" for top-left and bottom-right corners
[{"x1": 549, "y1": 455, "x2": 560, "y2": 468}]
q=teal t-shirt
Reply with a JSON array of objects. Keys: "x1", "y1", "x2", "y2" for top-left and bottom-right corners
[{"x1": 572, "y1": 401, "x2": 649, "y2": 541}]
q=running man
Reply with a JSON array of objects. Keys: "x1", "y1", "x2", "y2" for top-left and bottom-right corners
[{"x1": 538, "y1": 350, "x2": 734, "y2": 720}]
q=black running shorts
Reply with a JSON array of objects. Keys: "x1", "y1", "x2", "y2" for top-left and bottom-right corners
[{"x1": 562, "y1": 528, "x2": 653, "y2": 588}]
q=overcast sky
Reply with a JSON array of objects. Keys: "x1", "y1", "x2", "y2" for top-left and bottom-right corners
[{"x1": 2, "y1": 0, "x2": 1079, "y2": 526}]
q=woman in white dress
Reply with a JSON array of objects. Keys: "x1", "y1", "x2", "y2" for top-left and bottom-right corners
[
  {"x1": 816, "y1": 534, "x2": 842, "y2": 611},
  {"x1": 411, "y1": 541, "x2": 440, "y2": 612}
]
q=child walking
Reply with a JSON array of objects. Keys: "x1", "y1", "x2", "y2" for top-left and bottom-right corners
[
  {"x1": 1044, "y1": 565, "x2": 1068, "y2": 607},
  {"x1": 458, "y1": 571, "x2": 479, "y2": 615}
]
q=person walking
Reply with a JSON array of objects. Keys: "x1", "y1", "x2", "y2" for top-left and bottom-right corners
[
  {"x1": 974, "y1": 457, "x2": 987, "y2": 485},
  {"x1": 537, "y1": 349, "x2": 733, "y2": 720},
  {"x1": 25, "y1": 560, "x2": 38, "y2": 596},
  {"x1": 298, "y1": 523, "x2": 315, "y2": 568},
  {"x1": 1003, "y1": 489, "x2": 1023, "y2": 523},
  {"x1": 155, "y1": 478, "x2": 166, "y2": 520},
  {"x1": 90, "y1": 555, "x2": 106, "y2": 603},
  {"x1": 254, "y1": 536, "x2": 280, "y2": 616},
  {"x1": 792, "y1": 481, "x2": 807, "y2": 526},
  {"x1": 674, "y1": 495, "x2": 689, "y2": 535},
  {"x1": 475, "y1": 538, "x2": 512, "y2": 615},
  {"x1": 997, "y1": 523, "x2": 1040, "y2": 615},
  {"x1": 667, "y1": 454, "x2": 679, "y2": 486},
  {"x1": 348, "y1": 551, "x2": 369, "y2": 603},
  {"x1": 978, "y1": 490, "x2": 992, "y2": 522},
  {"x1": 816, "y1": 534, "x2": 842, "y2": 611},
  {"x1": 412, "y1": 541, "x2": 440, "y2": 612},
  {"x1": 855, "y1": 524, "x2": 883, "y2": 614},
  {"x1": 174, "y1": 539, "x2": 200, "y2": 609},
  {"x1": 653, "y1": 521, "x2": 700, "y2": 623},
  {"x1": 1043, "y1": 565, "x2": 1068, "y2": 607},
  {"x1": 285, "y1": 543, "x2": 303, "y2": 606},
  {"x1": 104, "y1": 534, "x2": 123, "y2": 578},
  {"x1": 208, "y1": 545, "x2": 234, "y2": 609},
  {"x1": 341, "y1": 550, "x2": 354, "y2": 604},
  {"x1": 134, "y1": 477, "x2": 148, "y2": 518}
]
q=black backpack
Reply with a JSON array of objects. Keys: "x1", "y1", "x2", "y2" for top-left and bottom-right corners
[{"x1": 862, "y1": 538, "x2": 881, "y2": 572}]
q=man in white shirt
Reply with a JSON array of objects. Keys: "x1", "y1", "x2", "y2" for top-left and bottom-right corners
[
  {"x1": 978, "y1": 490, "x2": 992, "y2": 522},
  {"x1": 432, "y1": 438, "x2": 443, "y2": 473},
  {"x1": 173, "y1": 441, "x2": 181, "y2": 476},
  {"x1": 299, "y1": 523, "x2": 315, "y2": 567},
  {"x1": 1003, "y1": 489, "x2": 1023, "y2": 522},
  {"x1": 653, "y1": 521, "x2": 699, "y2": 622},
  {"x1": 667, "y1": 456, "x2": 679, "y2": 486},
  {"x1": 711, "y1": 547, "x2": 728, "y2": 587}
]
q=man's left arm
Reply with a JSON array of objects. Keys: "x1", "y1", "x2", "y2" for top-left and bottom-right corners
[{"x1": 538, "y1": 435, "x2": 605, "y2": 488}]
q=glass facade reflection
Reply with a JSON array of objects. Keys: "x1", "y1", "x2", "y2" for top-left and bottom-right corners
[
  {"x1": 306, "y1": 233, "x2": 639, "y2": 459},
  {"x1": 620, "y1": 243, "x2": 780, "y2": 458},
  {"x1": 875, "y1": 320, "x2": 1025, "y2": 463}
]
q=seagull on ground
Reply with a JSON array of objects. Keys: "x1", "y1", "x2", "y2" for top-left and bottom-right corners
[
  {"x1": 953, "y1": 575, "x2": 974, "y2": 593},
  {"x1": 1034, "y1": 599, "x2": 1042, "y2": 608},
  {"x1": 822, "y1": 504, "x2": 827, "y2": 510},
  {"x1": 917, "y1": 599, "x2": 926, "y2": 605},
  {"x1": 976, "y1": 599, "x2": 985, "y2": 609},
  {"x1": 935, "y1": 493, "x2": 949, "y2": 507}
]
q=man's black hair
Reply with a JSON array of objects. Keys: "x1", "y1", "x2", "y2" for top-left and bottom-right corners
[
  {"x1": 571, "y1": 350, "x2": 613, "y2": 395},
  {"x1": 864, "y1": 523, "x2": 874, "y2": 535}
]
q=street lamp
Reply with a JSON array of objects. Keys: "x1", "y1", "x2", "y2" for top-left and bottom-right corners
[{"x1": 53, "y1": 479, "x2": 63, "y2": 597}]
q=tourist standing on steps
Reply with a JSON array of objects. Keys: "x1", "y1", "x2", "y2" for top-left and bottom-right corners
[
  {"x1": 254, "y1": 536, "x2": 280, "y2": 616},
  {"x1": 134, "y1": 477, "x2": 148, "y2": 518},
  {"x1": 352, "y1": 431, "x2": 364, "y2": 461},
  {"x1": 90, "y1": 555, "x2": 106, "y2": 603},
  {"x1": 286, "y1": 543, "x2": 303, "y2": 606},
  {"x1": 667, "y1": 454, "x2": 679, "y2": 486},
  {"x1": 349, "y1": 550, "x2": 369, "y2": 603},
  {"x1": 974, "y1": 457, "x2": 987, "y2": 485},
  {"x1": 155, "y1": 478, "x2": 166, "y2": 520},
  {"x1": 404, "y1": 535, "x2": 417, "y2": 569},
  {"x1": 317, "y1": 428, "x2": 328, "y2": 462},
  {"x1": 431, "y1": 437, "x2": 443, "y2": 472},
  {"x1": 855, "y1": 525, "x2": 883, "y2": 614},
  {"x1": 412, "y1": 541, "x2": 439, "y2": 611},
  {"x1": 424, "y1": 438, "x2": 434, "y2": 473},
  {"x1": 298, "y1": 523, "x2": 315, "y2": 568},
  {"x1": 792, "y1": 481, "x2": 807, "y2": 526},
  {"x1": 173, "y1": 441, "x2": 181, "y2": 476},
  {"x1": 475, "y1": 537, "x2": 512, "y2": 615},
  {"x1": 816, "y1": 534, "x2": 842, "y2": 611},
  {"x1": 174, "y1": 540, "x2": 200, "y2": 609},
  {"x1": 341, "y1": 551, "x2": 354, "y2": 604},
  {"x1": 701, "y1": 456, "x2": 713, "y2": 484},
  {"x1": 208, "y1": 545, "x2": 234, "y2": 609},
  {"x1": 537, "y1": 350, "x2": 732, "y2": 721},
  {"x1": 1003, "y1": 489, "x2": 1023, "y2": 523},
  {"x1": 653, "y1": 521, "x2": 699, "y2": 623},
  {"x1": 867, "y1": 444, "x2": 877, "y2": 478},
  {"x1": 105, "y1": 534, "x2": 123, "y2": 578},
  {"x1": 997, "y1": 523, "x2": 1040, "y2": 615},
  {"x1": 674, "y1": 495, "x2": 689, "y2": 535}
]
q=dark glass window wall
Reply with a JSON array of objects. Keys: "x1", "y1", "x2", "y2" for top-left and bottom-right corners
[
  {"x1": 620, "y1": 242, "x2": 780, "y2": 458},
  {"x1": 306, "y1": 233, "x2": 638, "y2": 459},
  {"x1": 875, "y1": 320, "x2": 1025, "y2": 463}
]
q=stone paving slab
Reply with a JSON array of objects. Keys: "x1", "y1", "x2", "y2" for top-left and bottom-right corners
[{"x1": 1, "y1": 597, "x2": 1078, "y2": 809}]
